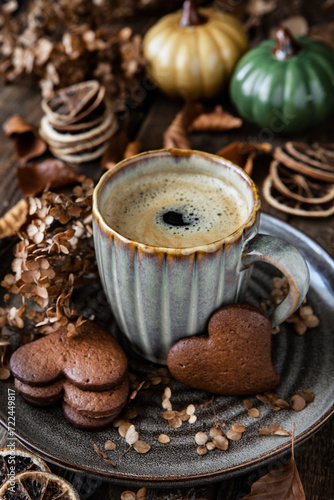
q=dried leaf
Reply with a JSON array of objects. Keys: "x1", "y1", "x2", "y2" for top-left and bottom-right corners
[
  {"x1": 217, "y1": 142, "x2": 271, "y2": 176},
  {"x1": 188, "y1": 106, "x2": 242, "y2": 132},
  {"x1": 133, "y1": 440, "x2": 151, "y2": 454},
  {"x1": 102, "y1": 131, "x2": 129, "y2": 170},
  {"x1": 310, "y1": 22, "x2": 334, "y2": 50},
  {"x1": 124, "y1": 141, "x2": 141, "y2": 159},
  {"x1": 195, "y1": 432, "x2": 208, "y2": 445},
  {"x1": 163, "y1": 102, "x2": 204, "y2": 150},
  {"x1": 158, "y1": 434, "x2": 170, "y2": 444},
  {"x1": 3, "y1": 114, "x2": 47, "y2": 164},
  {"x1": 245, "y1": 0, "x2": 277, "y2": 29},
  {"x1": 17, "y1": 159, "x2": 85, "y2": 196},
  {"x1": 125, "y1": 424, "x2": 139, "y2": 445},
  {"x1": 0, "y1": 199, "x2": 28, "y2": 239},
  {"x1": 242, "y1": 424, "x2": 305, "y2": 499},
  {"x1": 270, "y1": 16, "x2": 309, "y2": 38}
]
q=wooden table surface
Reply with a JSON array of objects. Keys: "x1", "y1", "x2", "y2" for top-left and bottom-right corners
[{"x1": 0, "y1": 3, "x2": 334, "y2": 498}]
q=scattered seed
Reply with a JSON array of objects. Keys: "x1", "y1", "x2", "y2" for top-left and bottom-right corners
[
  {"x1": 186, "y1": 404, "x2": 196, "y2": 415},
  {"x1": 196, "y1": 445, "x2": 208, "y2": 456},
  {"x1": 300, "y1": 389, "x2": 315, "y2": 403},
  {"x1": 294, "y1": 320, "x2": 307, "y2": 335},
  {"x1": 226, "y1": 430, "x2": 242, "y2": 441},
  {"x1": 118, "y1": 422, "x2": 132, "y2": 438},
  {"x1": 232, "y1": 423, "x2": 245, "y2": 433},
  {"x1": 178, "y1": 410, "x2": 190, "y2": 421},
  {"x1": 274, "y1": 429, "x2": 292, "y2": 436},
  {"x1": 268, "y1": 424, "x2": 281, "y2": 432},
  {"x1": 169, "y1": 416, "x2": 182, "y2": 428},
  {"x1": 304, "y1": 315, "x2": 319, "y2": 328},
  {"x1": 206, "y1": 441, "x2": 216, "y2": 451},
  {"x1": 164, "y1": 387, "x2": 171, "y2": 399},
  {"x1": 123, "y1": 408, "x2": 138, "y2": 420},
  {"x1": 163, "y1": 410, "x2": 176, "y2": 420},
  {"x1": 104, "y1": 440, "x2": 116, "y2": 451},
  {"x1": 258, "y1": 428, "x2": 271, "y2": 435},
  {"x1": 0, "y1": 367, "x2": 11, "y2": 380},
  {"x1": 275, "y1": 398, "x2": 290, "y2": 409},
  {"x1": 158, "y1": 434, "x2": 170, "y2": 444},
  {"x1": 248, "y1": 408, "x2": 260, "y2": 418},
  {"x1": 290, "y1": 394, "x2": 306, "y2": 412},
  {"x1": 162, "y1": 398, "x2": 172, "y2": 410},
  {"x1": 243, "y1": 399, "x2": 253, "y2": 409},
  {"x1": 212, "y1": 435, "x2": 228, "y2": 451},
  {"x1": 150, "y1": 376, "x2": 162, "y2": 385},
  {"x1": 299, "y1": 305, "x2": 313, "y2": 318},
  {"x1": 209, "y1": 427, "x2": 223, "y2": 438},
  {"x1": 121, "y1": 492, "x2": 136, "y2": 500},
  {"x1": 188, "y1": 415, "x2": 197, "y2": 424},
  {"x1": 195, "y1": 432, "x2": 208, "y2": 445},
  {"x1": 113, "y1": 418, "x2": 126, "y2": 428},
  {"x1": 125, "y1": 424, "x2": 139, "y2": 445},
  {"x1": 133, "y1": 440, "x2": 151, "y2": 454},
  {"x1": 136, "y1": 487, "x2": 147, "y2": 499}
]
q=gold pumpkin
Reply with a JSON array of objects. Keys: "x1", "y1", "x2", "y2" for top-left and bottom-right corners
[{"x1": 142, "y1": 0, "x2": 248, "y2": 100}]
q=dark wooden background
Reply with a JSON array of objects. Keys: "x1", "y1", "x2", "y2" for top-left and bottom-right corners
[{"x1": 0, "y1": 0, "x2": 333, "y2": 498}]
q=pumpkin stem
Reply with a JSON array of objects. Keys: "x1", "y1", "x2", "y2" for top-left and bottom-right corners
[
  {"x1": 179, "y1": 0, "x2": 207, "y2": 27},
  {"x1": 273, "y1": 28, "x2": 301, "y2": 60}
]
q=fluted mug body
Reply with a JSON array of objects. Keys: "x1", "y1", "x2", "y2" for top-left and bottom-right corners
[{"x1": 93, "y1": 150, "x2": 309, "y2": 364}]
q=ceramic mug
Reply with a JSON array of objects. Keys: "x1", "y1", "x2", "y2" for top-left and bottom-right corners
[{"x1": 93, "y1": 149, "x2": 309, "y2": 364}]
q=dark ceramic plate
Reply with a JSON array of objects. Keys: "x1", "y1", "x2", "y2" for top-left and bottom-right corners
[{"x1": 0, "y1": 213, "x2": 333, "y2": 487}]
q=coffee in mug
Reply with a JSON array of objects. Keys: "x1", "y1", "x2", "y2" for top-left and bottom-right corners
[{"x1": 101, "y1": 169, "x2": 249, "y2": 248}]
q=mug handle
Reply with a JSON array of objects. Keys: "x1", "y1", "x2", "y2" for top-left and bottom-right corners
[{"x1": 242, "y1": 234, "x2": 310, "y2": 327}]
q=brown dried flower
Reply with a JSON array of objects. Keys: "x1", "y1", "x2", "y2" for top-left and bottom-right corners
[{"x1": 1, "y1": 179, "x2": 97, "y2": 336}]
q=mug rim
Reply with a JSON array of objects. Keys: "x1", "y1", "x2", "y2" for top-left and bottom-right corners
[{"x1": 93, "y1": 148, "x2": 261, "y2": 255}]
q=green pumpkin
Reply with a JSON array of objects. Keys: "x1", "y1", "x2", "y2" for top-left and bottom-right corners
[{"x1": 230, "y1": 28, "x2": 334, "y2": 134}]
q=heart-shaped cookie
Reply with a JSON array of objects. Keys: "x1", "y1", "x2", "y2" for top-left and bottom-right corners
[
  {"x1": 167, "y1": 304, "x2": 280, "y2": 396},
  {"x1": 10, "y1": 320, "x2": 128, "y2": 391}
]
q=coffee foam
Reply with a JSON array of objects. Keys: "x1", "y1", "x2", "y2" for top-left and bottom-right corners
[{"x1": 101, "y1": 170, "x2": 249, "y2": 248}]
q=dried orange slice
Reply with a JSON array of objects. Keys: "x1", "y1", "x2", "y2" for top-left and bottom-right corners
[
  {"x1": 270, "y1": 161, "x2": 334, "y2": 205},
  {"x1": 285, "y1": 142, "x2": 334, "y2": 172},
  {"x1": 0, "y1": 448, "x2": 50, "y2": 486},
  {"x1": 0, "y1": 470, "x2": 80, "y2": 499},
  {"x1": 263, "y1": 175, "x2": 334, "y2": 217},
  {"x1": 274, "y1": 146, "x2": 334, "y2": 182}
]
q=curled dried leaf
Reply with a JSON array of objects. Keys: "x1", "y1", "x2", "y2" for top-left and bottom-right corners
[
  {"x1": 3, "y1": 114, "x2": 47, "y2": 164},
  {"x1": 102, "y1": 131, "x2": 129, "y2": 170},
  {"x1": 188, "y1": 106, "x2": 242, "y2": 132},
  {"x1": 163, "y1": 102, "x2": 204, "y2": 150},
  {"x1": 310, "y1": 21, "x2": 334, "y2": 50},
  {"x1": 0, "y1": 199, "x2": 28, "y2": 239},
  {"x1": 124, "y1": 141, "x2": 141, "y2": 159},
  {"x1": 17, "y1": 159, "x2": 85, "y2": 197},
  {"x1": 243, "y1": 425, "x2": 305, "y2": 499},
  {"x1": 217, "y1": 142, "x2": 271, "y2": 176}
]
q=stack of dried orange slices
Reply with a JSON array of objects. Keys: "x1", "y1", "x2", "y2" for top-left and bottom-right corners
[
  {"x1": 0, "y1": 448, "x2": 79, "y2": 499},
  {"x1": 263, "y1": 142, "x2": 334, "y2": 217},
  {"x1": 39, "y1": 80, "x2": 118, "y2": 164}
]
